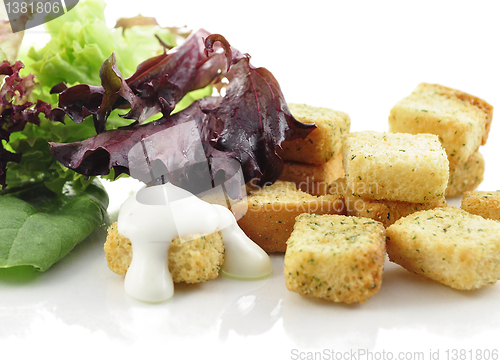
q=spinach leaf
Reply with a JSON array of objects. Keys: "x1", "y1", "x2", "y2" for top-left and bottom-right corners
[{"x1": 0, "y1": 179, "x2": 108, "y2": 271}]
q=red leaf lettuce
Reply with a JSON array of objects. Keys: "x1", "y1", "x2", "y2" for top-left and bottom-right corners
[
  {"x1": 48, "y1": 32, "x2": 316, "y2": 197},
  {"x1": 0, "y1": 60, "x2": 54, "y2": 189}
]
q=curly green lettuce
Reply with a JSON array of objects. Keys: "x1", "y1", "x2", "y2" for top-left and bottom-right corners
[
  {"x1": 0, "y1": 0, "x2": 208, "y2": 272},
  {"x1": 7, "y1": 0, "x2": 209, "y2": 193},
  {"x1": 24, "y1": 0, "x2": 176, "y2": 88}
]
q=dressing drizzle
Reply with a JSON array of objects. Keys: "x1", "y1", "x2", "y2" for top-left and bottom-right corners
[{"x1": 117, "y1": 182, "x2": 272, "y2": 302}]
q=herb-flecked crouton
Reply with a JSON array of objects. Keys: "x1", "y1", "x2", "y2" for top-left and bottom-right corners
[
  {"x1": 389, "y1": 83, "x2": 493, "y2": 164},
  {"x1": 342, "y1": 131, "x2": 449, "y2": 203},
  {"x1": 327, "y1": 178, "x2": 447, "y2": 227},
  {"x1": 446, "y1": 151, "x2": 485, "y2": 197},
  {"x1": 386, "y1": 207, "x2": 500, "y2": 290},
  {"x1": 104, "y1": 222, "x2": 224, "y2": 283},
  {"x1": 461, "y1": 191, "x2": 500, "y2": 222},
  {"x1": 278, "y1": 103, "x2": 351, "y2": 165},
  {"x1": 284, "y1": 213, "x2": 385, "y2": 304},
  {"x1": 236, "y1": 181, "x2": 345, "y2": 252},
  {"x1": 279, "y1": 153, "x2": 344, "y2": 196}
]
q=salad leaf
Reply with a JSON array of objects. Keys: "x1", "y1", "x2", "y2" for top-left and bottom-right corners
[
  {"x1": 0, "y1": 60, "x2": 54, "y2": 189},
  {"x1": 53, "y1": 28, "x2": 227, "y2": 133},
  {"x1": 6, "y1": 0, "x2": 195, "y2": 194},
  {"x1": 1, "y1": 0, "x2": 209, "y2": 273},
  {"x1": 48, "y1": 98, "x2": 250, "y2": 198},
  {"x1": 48, "y1": 33, "x2": 316, "y2": 196},
  {"x1": 24, "y1": 0, "x2": 176, "y2": 88},
  {"x1": 0, "y1": 179, "x2": 108, "y2": 271},
  {"x1": 49, "y1": 100, "x2": 216, "y2": 181},
  {"x1": 202, "y1": 36, "x2": 315, "y2": 185}
]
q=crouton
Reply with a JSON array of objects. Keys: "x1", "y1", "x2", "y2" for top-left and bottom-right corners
[
  {"x1": 347, "y1": 197, "x2": 447, "y2": 228},
  {"x1": 327, "y1": 178, "x2": 446, "y2": 227},
  {"x1": 386, "y1": 207, "x2": 500, "y2": 290},
  {"x1": 446, "y1": 151, "x2": 485, "y2": 197},
  {"x1": 236, "y1": 181, "x2": 345, "y2": 252},
  {"x1": 461, "y1": 191, "x2": 500, "y2": 222},
  {"x1": 284, "y1": 213, "x2": 386, "y2": 304},
  {"x1": 342, "y1": 131, "x2": 449, "y2": 203},
  {"x1": 279, "y1": 153, "x2": 344, "y2": 196},
  {"x1": 278, "y1": 103, "x2": 351, "y2": 165},
  {"x1": 104, "y1": 222, "x2": 224, "y2": 283},
  {"x1": 389, "y1": 83, "x2": 493, "y2": 164}
]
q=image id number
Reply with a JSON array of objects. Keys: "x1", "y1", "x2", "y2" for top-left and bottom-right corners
[
  {"x1": 5, "y1": 1, "x2": 61, "y2": 14},
  {"x1": 445, "y1": 349, "x2": 499, "y2": 361}
]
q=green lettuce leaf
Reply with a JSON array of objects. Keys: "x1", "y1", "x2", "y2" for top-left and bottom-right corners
[
  {"x1": 9, "y1": 0, "x2": 208, "y2": 193},
  {"x1": 7, "y1": 0, "x2": 177, "y2": 193},
  {"x1": 0, "y1": 0, "x2": 216, "y2": 274},
  {"x1": 172, "y1": 84, "x2": 214, "y2": 114},
  {"x1": 23, "y1": 0, "x2": 176, "y2": 88},
  {"x1": 0, "y1": 179, "x2": 108, "y2": 271}
]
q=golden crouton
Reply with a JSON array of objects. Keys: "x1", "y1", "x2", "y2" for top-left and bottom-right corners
[
  {"x1": 389, "y1": 83, "x2": 493, "y2": 164},
  {"x1": 236, "y1": 181, "x2": 345, "y2": 252},
  {"x1": 446, "y1": 151, "x2": 485, "y2": 197},
  {"x1": 386, "y1": 207, "x2": 500, "y2": 290},
  {"x1": 342, "y1": 131, "x2": 449, "y2": 203},
  {"x1": 461, "y1": 191, "x2": 500, "y2": 222},
  {"x1": 327, "y1": 178, "x2": 446, "y2": 227},
  {"x1": 104, "y1": 222, "x2": 224, "y2": 283},
  {"x1": 279, "y1": 153, "x2": 344, "y2": 196},
  {"x1": 278, "y1": 103, "x2": 351, "y2": 165},
  {"x1": 348, "y1": 198, "x2": 447, "y2": 228},
  {"x1": 284, "y1": 213, "x2": 386, "y2": 304}
]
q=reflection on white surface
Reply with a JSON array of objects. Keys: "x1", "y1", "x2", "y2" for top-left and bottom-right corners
[
  {"x1": 3, "y1": 158, "x2": 500, "y2": 362},
  {"x1": 2, "y1": 0, "x2": 500, "y2": 361},
  {"x1": 3, "y1": 236, "x2": 500, "y2": 361}
]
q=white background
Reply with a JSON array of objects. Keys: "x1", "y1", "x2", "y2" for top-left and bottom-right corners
[{"x1": 2, "y1": 0, "x2": 500, "y2": 363}]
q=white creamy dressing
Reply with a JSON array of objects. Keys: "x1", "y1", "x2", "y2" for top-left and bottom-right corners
[{"x1": 117, "y1": 182, "x2": 272, "y2": 303}]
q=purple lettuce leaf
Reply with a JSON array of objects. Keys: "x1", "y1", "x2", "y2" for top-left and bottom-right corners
[
  {"x1": 202, "y1": 35, "x2": 316, "y2": 185},
  {"x1": 48, "y1": 33, "x2": 317, "y2": 196},
  {"x1": 0, "y1": 60, "x2": 54, "y2": 189},
  {"x1": 51, "y1": 29, "x2": 228, "y2": 134},
  {"x1": 48, "y1": 100, "x2": 218, "y2": 187},
  {"x1": 51, "y1": 83, "x2": 103, "y2": 124},
  {"x1": 123, "y1": 28, "x2": 227, "y2": 117},
  {"x1": 95, "y1": 53, "x2": 146, "y2": 133},
  {"x1": 49, "y1": 98, "x2": 245, "y2": 198}
]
